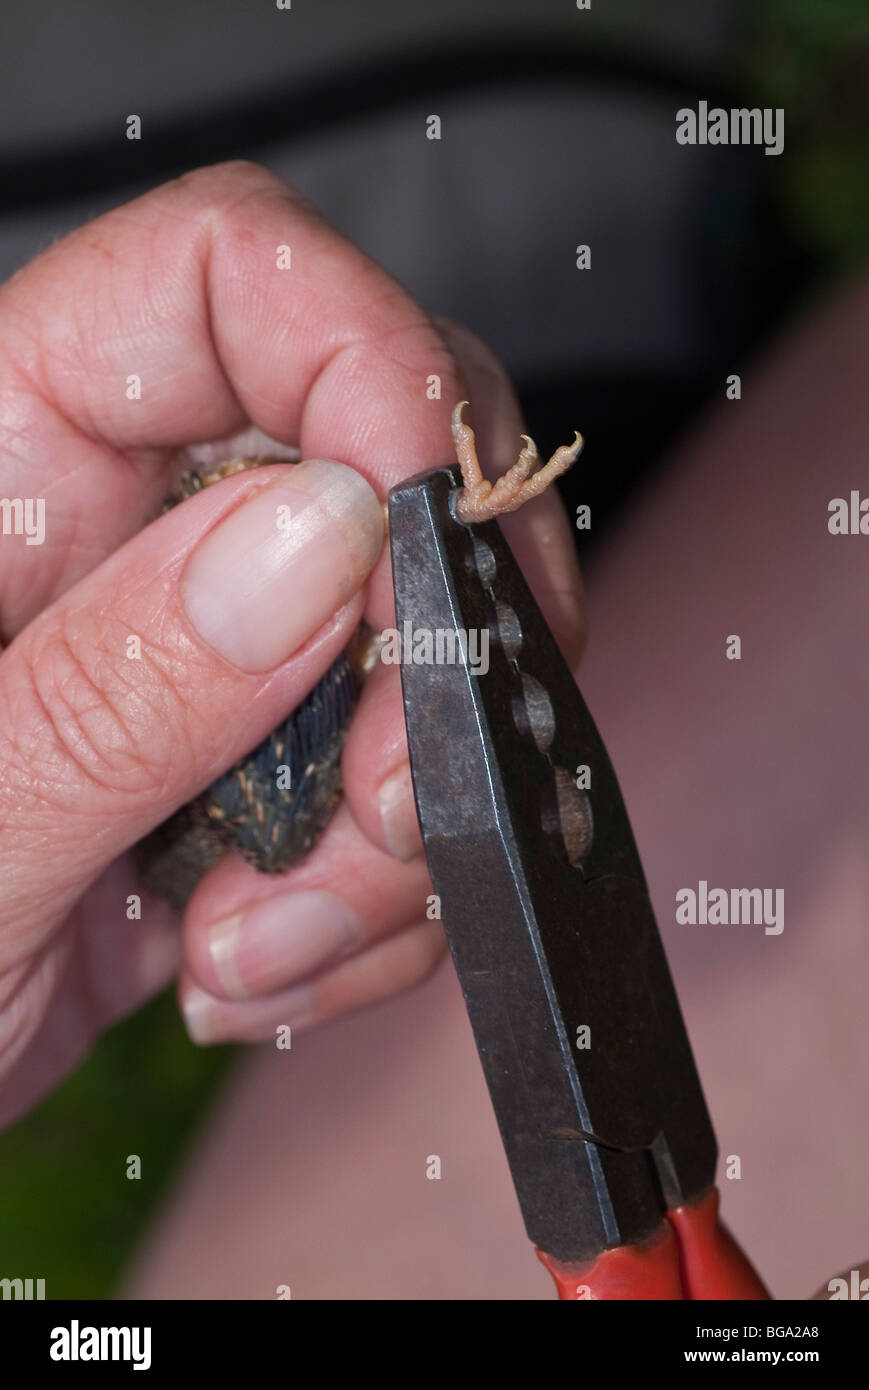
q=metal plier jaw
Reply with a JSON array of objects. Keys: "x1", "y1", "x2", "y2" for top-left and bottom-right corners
[{"x1": 388, "y1": 466, "x2": 768, "y2": 1299}]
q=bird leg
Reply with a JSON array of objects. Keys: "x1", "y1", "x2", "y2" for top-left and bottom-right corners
[{"x1": 451, "y1": 401, "x2": 583, "y2": 524}]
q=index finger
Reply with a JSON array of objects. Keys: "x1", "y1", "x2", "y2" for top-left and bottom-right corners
[{"x1": 0, "y1": 160, "x2": 464, "y2": 632}]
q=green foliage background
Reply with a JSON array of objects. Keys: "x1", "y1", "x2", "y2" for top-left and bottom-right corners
[
  {"x1": 0, "y1": 993, "x2": 235, "y2": 1297},
  {"x1": 743, "y1": 0, "x2": 869, "y2": 269}
]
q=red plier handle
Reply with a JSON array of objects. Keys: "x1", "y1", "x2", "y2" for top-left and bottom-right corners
[{"x1": 537, "y1": 1189, "x2": 770, "y2": 1300}]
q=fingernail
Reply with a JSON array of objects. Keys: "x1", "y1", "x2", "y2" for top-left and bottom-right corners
[
  {"x1": 207, "y1": 890, "x2": 360, "y2": 1000},
  {"x1": 378, "y1": 763, "x2": 423, "y2": 861},
  {"x1": 181, "y1": 980, "x2": 317, "y2": 1046},
  {"x1": 181, "y1": 983, "x2": 221, "y2": 1045},
  {"x1": 181, "y1": 460, "x2": 383, "y2": 672}
]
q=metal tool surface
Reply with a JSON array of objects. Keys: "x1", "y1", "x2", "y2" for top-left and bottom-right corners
[{"x1": 388, "y1": 464, "x2": 718, "y2": 1265}]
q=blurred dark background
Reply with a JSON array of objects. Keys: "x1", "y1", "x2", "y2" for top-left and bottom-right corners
[{"x1": 0, "y1": 0, "x2": 866, "y2": 1295}]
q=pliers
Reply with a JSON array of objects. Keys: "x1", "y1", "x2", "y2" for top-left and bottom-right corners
[{"x1": 387, "y1": 463, "x2": 771, "y2": 1301}]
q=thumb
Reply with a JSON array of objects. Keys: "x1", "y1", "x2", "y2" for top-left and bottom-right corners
[{"x1": 0, "y1": 458, "x2": 382, "y2": 957}]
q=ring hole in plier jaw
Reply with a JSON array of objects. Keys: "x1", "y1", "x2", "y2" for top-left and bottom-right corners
[
  {"x1": 462, "y1": 534, "x2": 497, "y2": 587},
  {"x1": 512, "y1": 672, "x2": 556, "y2": 753},
  {"x1": 494, "y1": 600, "x2": 523, "y2": 661},
  {"x1": 542, "y1": 766, "x2": 594, "y2": 869}
]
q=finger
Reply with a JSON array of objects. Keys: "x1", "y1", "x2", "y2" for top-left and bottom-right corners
[
  {"x1": 0, "y1": 160, "x2": 465, "y2": 637},
  {"x1": 180, "y1": 919, "x2": 447, "y2": 1045},
  {"x1": 0, "y1": 457, "x2": 382, "y2": 950},
  {"x1": 180, "y1": 802, "x2": 431, "y2": 1003},
  {"x1": 343, "y1": 661, "x2": 421, "y2": 862},
  {"x1": 343, "y1": 317, "x2": 587, "y2": 860}
]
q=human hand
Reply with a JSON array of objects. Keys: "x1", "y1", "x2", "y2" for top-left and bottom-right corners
[{"x1": 0, "y1": 161, "x2": 585, "y2": 1124}]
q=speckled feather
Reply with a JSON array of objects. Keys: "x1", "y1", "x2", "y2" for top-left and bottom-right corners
[{"x1": 137, "y1": 653, "x2": 357, "y2": 910}]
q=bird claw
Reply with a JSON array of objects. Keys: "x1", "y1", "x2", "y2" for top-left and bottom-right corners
[{"x1": 452, "y1": 402, "x2": 583, "y2": 524}]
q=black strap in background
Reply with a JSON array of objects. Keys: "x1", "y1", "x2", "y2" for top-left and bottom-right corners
[{"x1": 0, "y1": 37, "x2": 732, "y2": 214}]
